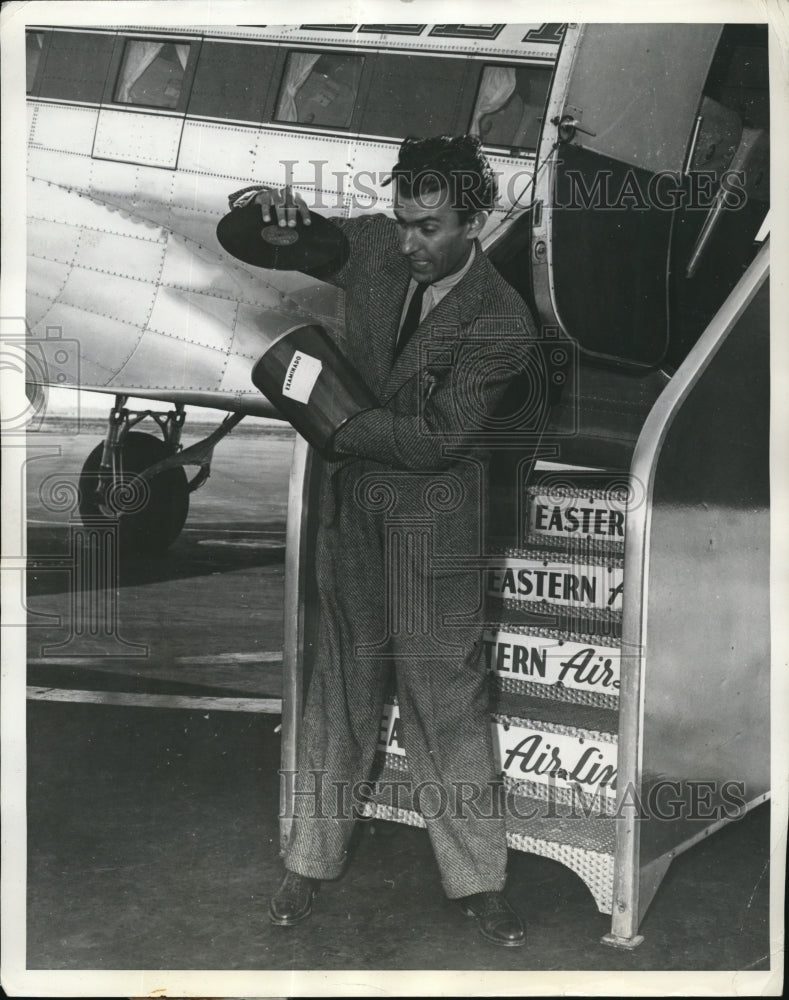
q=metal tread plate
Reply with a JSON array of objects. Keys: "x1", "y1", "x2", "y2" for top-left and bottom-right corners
[{"x1": 491, "y1": 684, "x2": 620, "y2": 725}]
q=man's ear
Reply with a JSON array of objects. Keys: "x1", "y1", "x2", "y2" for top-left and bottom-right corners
[{"x1": 466, "y1": 211, "x2": 489, "y2": 239}]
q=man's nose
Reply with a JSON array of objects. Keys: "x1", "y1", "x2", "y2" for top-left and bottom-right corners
[{"x1": 399, "y1": 228, "x2": 418, "y2": 255}]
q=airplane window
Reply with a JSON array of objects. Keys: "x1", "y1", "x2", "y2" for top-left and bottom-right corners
[
  {"x1": 26, "y1": 32, "x2": 44, "y2": 93},
  {"x1": 358, "y1": 53, "x2": 467, "y2": 140},
  {"x1": 274, "y1": 50, "x2": 363, "y2": 128},
  {"x1": 188, "y1": 41, "x2": 278, "y2": 122},
  {"x1": 35, "y1": 30, "x2": 115, "y2": 104},
  {"x1": 470, "y1": 64, "x2": 552, "y2": 150},
  {"x1": 114, "y1": 39, "x2": 190, "y2": 110}
]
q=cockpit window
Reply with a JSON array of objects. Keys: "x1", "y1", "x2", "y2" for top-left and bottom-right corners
[
  {"x1": 114, "y1": 39, "x2": 190, "y2": 109},
  {"x1": 470, "y1": 64, "x2": 552, "y2": 150},
  {"x1": 26, "y1": 31, "x2": 44, "y2": 93},
  {"x1": 274, "y1": 50, "x2": 364, "y2": 128}
]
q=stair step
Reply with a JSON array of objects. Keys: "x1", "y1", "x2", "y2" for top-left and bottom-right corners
[
  {"x1": 360, "y1": 790, "x2": 617, "y2": 854},
  {"x1": 489, "y1": 603, "x2": 622, "y2": 641},
  {"x1": 376, "y1": 703, "x2": 617, "y2": 808},
  {"x1": 486, "y1": 549, "x2": 624, "y2": 638},
  {"x1": 495, "y1": 713, "x2": 618, "y2": 802},
  {"x1": 483, "y1": 626, "x2": 620, "y2": 708},
  {"x1": 491, "y1": 688, "x2": 619, "y2": 731},
  {"x1": 526, "y1": 483, "x2": 628, "y2": 551}
]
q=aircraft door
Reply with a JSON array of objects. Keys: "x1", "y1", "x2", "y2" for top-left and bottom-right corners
[{"x1": 531, "y1": 23, "x2": 724, "y2": 368}]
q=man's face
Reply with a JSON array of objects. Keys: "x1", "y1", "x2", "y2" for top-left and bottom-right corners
[{"x1": 393, "y1": 184, "x2": 486, "y2": 284}]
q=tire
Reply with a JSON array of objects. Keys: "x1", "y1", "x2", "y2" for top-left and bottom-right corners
[{"x1": 78, "y1": 431, "x2": 190, "y2": 553}]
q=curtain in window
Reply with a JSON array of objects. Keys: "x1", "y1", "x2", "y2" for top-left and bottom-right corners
[
  {"x1": 26, "y1": 33, "x2": 44, "y2": 91},
  {"x1": 116, "y1": 41, "x2": 164, "y2": 102},
  {"x1": 175, "y1": 44, "x2": 189, "y2": 70},
  {"x1": 470, "y1": 66, "x2": 517, "y2": 136},
  {"x1": 277, "y1": 52, "x2": 321, "y2": 121}
]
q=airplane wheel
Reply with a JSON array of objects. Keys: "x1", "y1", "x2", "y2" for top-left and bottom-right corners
[{"x1": 78, "y1": 431, "x2": 190, "y2": 553}]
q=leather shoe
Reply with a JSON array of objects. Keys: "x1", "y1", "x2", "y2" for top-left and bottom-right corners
[
  {"x1": 459, "y1": 891, "x2": 526, "y2": 947},
  {"x1": 269, "y1": 870, "x2": 316, "y2": 926}
]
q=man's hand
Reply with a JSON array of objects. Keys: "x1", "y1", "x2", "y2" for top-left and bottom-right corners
[{"x1": 229, "y1": 185, "x2": 311, "y2": 228}]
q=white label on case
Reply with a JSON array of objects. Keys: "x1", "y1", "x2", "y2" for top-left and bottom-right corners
[{"x1": 282, "y1": 350, "x2": 322, "y2": 404}]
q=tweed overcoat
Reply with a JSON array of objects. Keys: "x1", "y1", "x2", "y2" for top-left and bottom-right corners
[{"x1": 283, "y1": 212, "x2": 540, "y2": 898}]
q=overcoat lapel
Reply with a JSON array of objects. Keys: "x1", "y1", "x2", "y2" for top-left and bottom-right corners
[{"x1": 363, "y1": 253, "x2": 411, "y2": 396}]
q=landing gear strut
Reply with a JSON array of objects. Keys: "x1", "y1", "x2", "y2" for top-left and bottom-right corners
[{"x1": 78, "y1": 395, "x2": 245, "y2": 553}]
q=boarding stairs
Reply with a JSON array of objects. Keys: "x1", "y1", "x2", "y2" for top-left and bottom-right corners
[{"x1": 365, "y1": 466, "x2": 627, "y2": 916}]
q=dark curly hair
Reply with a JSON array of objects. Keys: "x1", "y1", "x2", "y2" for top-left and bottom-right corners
[{"x1": 386, "y1": 134, "x2": 498, "y2": 220}]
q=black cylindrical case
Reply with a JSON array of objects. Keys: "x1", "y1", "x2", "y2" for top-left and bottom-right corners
[{"x1": 251, "y1": 324, "x2": 378, "y2": 457}]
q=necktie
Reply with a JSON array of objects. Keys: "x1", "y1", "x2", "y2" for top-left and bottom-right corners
[{"x1": 394, "y1": 281, "x2": 428, "y2": 359}]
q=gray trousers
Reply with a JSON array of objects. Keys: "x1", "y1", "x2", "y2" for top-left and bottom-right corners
[{"x1": 283, "y1": 468, "x2": 507, "y2": 898}]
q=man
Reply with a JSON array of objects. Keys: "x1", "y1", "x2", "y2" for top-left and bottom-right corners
[{"x1": 231, "y1": 135, "x2": 541, "y2": 947}]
